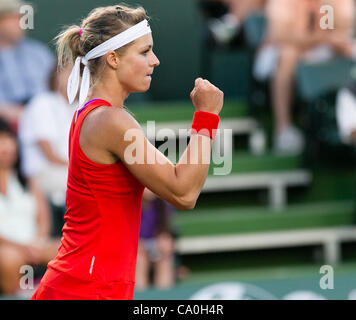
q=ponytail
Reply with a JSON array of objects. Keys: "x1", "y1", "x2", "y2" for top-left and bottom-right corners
[{"x1": 55, "y1": 25, "x2": 84, "y2": 68}]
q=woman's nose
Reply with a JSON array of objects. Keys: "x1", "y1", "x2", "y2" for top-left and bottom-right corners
[{"x1": 151, "y1": 52, "x2": 160, "y2": 67}]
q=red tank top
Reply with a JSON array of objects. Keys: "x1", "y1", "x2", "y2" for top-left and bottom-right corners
[{"x1": 47, "y1": 99, "x2": 144, "y2": 287}]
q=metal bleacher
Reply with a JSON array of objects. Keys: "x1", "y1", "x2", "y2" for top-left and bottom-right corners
[
  {"x1": 133, "y1": 99, "x2": 313, "y2": 211},
  {"x1": 203, "y1": 170, "x2": 312, "y2": 210},
  {"x1": 129, "y1": 10, "x2": 356, "y2": 266},
  {"x1": 174, "y1": 200, "x2": 356, "y2": 265},
  {"x1": 176, "y1": 226, "x2": 356, "y2": 265},
  {"x1": 130, "y1": 66, "x2": 356, "y2": 266}
]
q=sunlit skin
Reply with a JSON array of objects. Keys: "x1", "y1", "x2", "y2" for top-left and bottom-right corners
[
  {"x1": 0, "y1": 13, "x2": 25, "y2": 47},
  {"x1": 0, "y1": 134, "x2": 17, "y2": 172},
  {"x1": 88, "y1": 33, "x2": 160, "y2": 108}
]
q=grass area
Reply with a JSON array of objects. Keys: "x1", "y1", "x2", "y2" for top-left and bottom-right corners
[
  {"x1": 175, "y1": 201, "x2": 355, "y2": 237},
  {"x1": 130, "y1": 99, "x2": 248, "y2": 123}
]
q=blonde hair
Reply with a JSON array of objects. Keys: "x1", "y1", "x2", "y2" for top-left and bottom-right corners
[{"x1": 55, "y1": 3, "x2": 148, "y2": 77}]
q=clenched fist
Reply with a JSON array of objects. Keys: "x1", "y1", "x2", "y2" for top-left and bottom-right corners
[{"x1": 190, "y1": 78, "x2": 224, "y2": 115}]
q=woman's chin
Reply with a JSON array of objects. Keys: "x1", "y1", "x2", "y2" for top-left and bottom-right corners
[
  {"x1": 128, "y1": 81, "x2": 152, "y2": 93},
  {"x1": 139, "y1": 83, "x2": 151, "y2": 92}
]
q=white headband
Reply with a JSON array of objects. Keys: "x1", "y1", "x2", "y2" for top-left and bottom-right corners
[{"x1": 67, "y1": 19, "x2": 152, "y2": 106}]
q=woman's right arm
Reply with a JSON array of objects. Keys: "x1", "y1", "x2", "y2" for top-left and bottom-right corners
[{"x1": 103, "y1": 78, "x2": 223, "y2": 210}]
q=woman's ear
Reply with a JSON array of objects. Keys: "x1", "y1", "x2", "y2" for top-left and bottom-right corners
[{"x1": 106, "y1": 51, "x2": 119, "y2": 69}]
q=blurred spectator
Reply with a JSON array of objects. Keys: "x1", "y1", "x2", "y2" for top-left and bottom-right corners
[
  {"x1": 18, "y1": 65, "x2": 75, "y2": 214},
  {"x1": 253, "y1": 0, "x2": 355, "y2": 155},
  {"x1": 203, "y1": 0, "x2": 266, "y2": 45},
  {"x1": 135, "y1": 189, "x2": 176, "y2": 290},
  {"x1": 336, "y1": 81, "x2": 356, "y2": 145},
  {"x1": 0, "y1": 118, "x2": 60, "y2": 296},
  {"x1": 0, "y1": 0, "x2": 54, "y2": 128}
]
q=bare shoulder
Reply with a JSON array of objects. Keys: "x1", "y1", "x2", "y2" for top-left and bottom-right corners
[
  {"x1": 80, "y1": 105, "x2": 144, "y2": 158},
  {"x1": 106, "y1": 106, "x2": 142, "y2": 133},
  {"x1": 99, "y1": 106, "x2": 144, "y2": 146}
]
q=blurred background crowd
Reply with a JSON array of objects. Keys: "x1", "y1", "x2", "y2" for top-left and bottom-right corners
[{"x1": 1, "y1": 0, "x2": 356, "y2": 299}]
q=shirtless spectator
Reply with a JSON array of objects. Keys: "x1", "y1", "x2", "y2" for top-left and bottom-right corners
[{"x1": 253, "y1": 0, "x2": 355, "y2": 154}]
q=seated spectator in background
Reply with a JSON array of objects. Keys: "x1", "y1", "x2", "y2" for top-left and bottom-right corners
[
  {"x1": 204, "y1": 0, "x2": 266, "y2": 45},
  {"x1": 253, "y1": 0, "x2": 355, "y2": 155},
  {"x1": 0, "y1": 118, "x2": 60, "y2": 296},
  {"x1": 18, "y1": 64, "x2": 75, "y2": 215},
  {"x1": 336, "y1": 81, "x2": 356, "y2": 145},
  {"x1": 135, "y1": 189, "x2": 176, "y2": 291},
  {"x1": 0, "y1": 0, "x2": 54, "y2": 128}
]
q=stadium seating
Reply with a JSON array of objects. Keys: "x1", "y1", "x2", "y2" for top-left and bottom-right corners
[
  {"x1": 18, "y1": 1, "x2": 356, "y2": 294},
  {"x1": 133, "y1": 96, "x2": 355, "y2": 267},
  {"x1": 296, "y1": 58, "x2": 356, "y2": 103}
]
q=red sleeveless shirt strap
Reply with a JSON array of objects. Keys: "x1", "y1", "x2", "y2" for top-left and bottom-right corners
[
  {"x1": 75, "y1": 99, "x2": 113, "y2": 124},
  {"x1": 69, "y1": 99, "x2": 112, "y2": 159}
]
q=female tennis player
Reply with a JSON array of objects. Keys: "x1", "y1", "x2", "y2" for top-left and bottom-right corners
[{"x1": 31, "y1": 4, "x2": 223, "y2": 300}]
